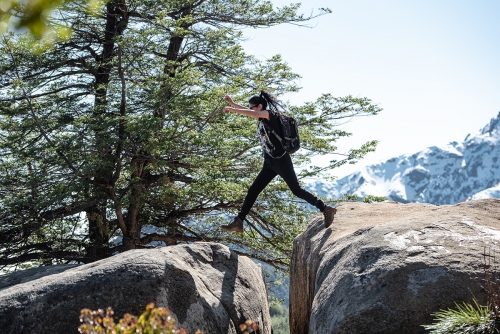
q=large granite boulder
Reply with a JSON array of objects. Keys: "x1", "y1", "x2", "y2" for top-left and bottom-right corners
[
  {"x1": 0, "y1": 242, "x2": 271, "y2": 334},
  {"x1": 290, "y1": 199, "x2": 500, "y2": 334}
]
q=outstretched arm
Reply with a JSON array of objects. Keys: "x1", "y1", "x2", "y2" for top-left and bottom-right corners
[
  {"x1": 223, "y1": 106, "x2": 269, "y2": 120},
  {"x1": 223, "y1": 95, "x2": 270, "y2": 120},
  {"x1": 224, "y1": 95, "x2": 246, "y2": 110}
]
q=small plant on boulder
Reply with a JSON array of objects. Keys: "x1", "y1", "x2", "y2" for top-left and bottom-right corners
[
  {"x1": 423, "y1": 248, "x2": 500, "y2": 334},
  {"x1": 422, "y1": 300, "x2": 496, "y2": 334},
  {"x1": 78, "y1": 303, "x2": 260, "y2": 334},
  {"x1": 238, "y1": 319, "x2": 260, "y2": 334},
  {"x1": 78, "y1": 303, "x2": 202, "y2": 334}
]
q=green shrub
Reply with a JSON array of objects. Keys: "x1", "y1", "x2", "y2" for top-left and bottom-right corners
[
  {"x1": 270, "y1": 304, "x2": 289, "y2": 334},
  {"x1": 78, "y1": 303, "x2": 260, "y2": 334},
  {"x1": 78, "y1": 303, "x2": 195, "y2": 334},
  {"x1": 422, "y1": 300, "x2": 496, "y2": 334},
  {"x1": 362, "y1": 195, "x2": 388, "y2": 203},
  {"x1": 271, "y1": 315, "x2": 289, "y2": 334}
]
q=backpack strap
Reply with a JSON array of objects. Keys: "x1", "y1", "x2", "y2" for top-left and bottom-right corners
[
  {"x1": 266, "y1": 110, "x2": 284, "y2": 143},
  {"x1": 270, "y1": 129, "x2": 283, "y2": 142}
]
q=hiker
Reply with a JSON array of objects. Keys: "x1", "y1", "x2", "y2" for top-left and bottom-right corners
[{"x1": 220, "y1": 90, "x2": 337, "y2": 233}]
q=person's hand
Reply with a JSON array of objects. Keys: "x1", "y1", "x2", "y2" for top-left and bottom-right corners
[
  {"x1": 223, "y1": 106, "x2": 233, "y2": 113},
  {"x1": 224, "y1": 95, "x2": 234, "y2": 104}
]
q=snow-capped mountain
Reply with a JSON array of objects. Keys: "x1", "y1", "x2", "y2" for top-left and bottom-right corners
[{"x1": 309, "y1": 111, "x2": 500, "y2": 205}]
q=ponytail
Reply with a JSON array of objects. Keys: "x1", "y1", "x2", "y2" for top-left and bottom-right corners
[{"x1": 249, "y1": 90, "x2": 282, "y2": 111}]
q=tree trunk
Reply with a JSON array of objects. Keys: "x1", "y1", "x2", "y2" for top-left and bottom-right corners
[
  {"x1": 88, "y1": 0, "x2": 129, "y2": 254},
  {"x1": 86, "y1": 206, "x2": 111, "y2": 259}
]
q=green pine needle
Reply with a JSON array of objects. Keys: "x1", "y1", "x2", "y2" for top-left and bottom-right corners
[{"x1": 423, "y1": 300, "x2": 496, "y2": 334}]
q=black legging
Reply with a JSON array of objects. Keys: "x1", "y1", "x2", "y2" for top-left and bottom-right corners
[{"x1": 237, "y1": 153, "x2": 326, "y2": 220}]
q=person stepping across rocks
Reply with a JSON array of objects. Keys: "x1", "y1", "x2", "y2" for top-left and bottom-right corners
[{"x1": 220, "y1": 90, "x2": 336, "y2": 233}]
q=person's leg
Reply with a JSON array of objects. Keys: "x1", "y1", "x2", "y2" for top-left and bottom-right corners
[
  {"x1": 221, "y1": 159, "x2": 277, "y2": 232},
  {"x1": 275, "y1": 154, "x2": 326, "y2": 211},
  {"x1": 237, "y1": 159, "x2": 278, "y2": 220},
  {"x1": 274, "y1": 154, "x2": 337, "y2": 228}
]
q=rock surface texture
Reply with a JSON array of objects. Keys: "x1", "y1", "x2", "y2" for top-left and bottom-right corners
[
  {"x1": 0, "y1": 242, "x2": 270, "y2": 334},
  {"x1": 290, "y1": 199, "x2": 500, "y2": 334}
]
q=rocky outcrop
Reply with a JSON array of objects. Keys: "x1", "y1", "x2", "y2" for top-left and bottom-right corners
[
  {"x1": 0, "y1": 242, "x2": 271, "y2": 334},
  {"x1": 290, "y1": 199, "x2": 500, "y2": 334}
]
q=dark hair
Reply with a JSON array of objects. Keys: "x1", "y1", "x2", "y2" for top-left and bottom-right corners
[{"x1": 249, "y1": 90, "x2": 282, "y2": 111}]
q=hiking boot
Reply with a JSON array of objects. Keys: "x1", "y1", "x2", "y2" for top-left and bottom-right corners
[
  {"x1": 323, "y1": 205, "x2": 337, "y2": 228},
  {"x1": 221, "y1": 217, "x2": 244, "y2": 233}
]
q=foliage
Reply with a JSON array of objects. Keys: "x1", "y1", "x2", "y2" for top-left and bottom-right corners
[
  {"x1": 362, "y1": 195, "x2": 388, "y2": 203},
  {"x1": 78, "y1": 303, "x2": 202, "y2": 334},
  {"x1": 483, "y1": 248, "x2": 500, "y2": 322},
  {"x1": 238, "y1": 319, "x2": 260, "y2": 334},
  {"x1": 423, "y1": 249, "x2": 500, "y2": 334},
  {"x1": 270, "y1": 303, "x2": 289, "y2": 334},
  {"x1": 0, "y1": 0, "x2": 100, "y2": 47},
  {"x1": 78, "y1": 303, "x2": 260, "y2": 334},
  {"x1": 259, "y1": 261, "x2": 289, "y2": 307},
  {"x1": 333, "y1": 193, "x2": 387, "y2": 203},
  {"x1": 0, "y1": 0, "x2": 381, "y2": 272},
  {"x1": 422, "y1": 301, "x2": 496, "y2": 334}
]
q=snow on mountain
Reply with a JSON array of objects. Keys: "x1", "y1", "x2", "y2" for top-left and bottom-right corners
[{"x1": 309, "y1": 111, "x2": 500, "y2": 205}]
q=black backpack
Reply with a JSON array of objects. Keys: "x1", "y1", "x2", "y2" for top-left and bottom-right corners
[{"x1": 268, "y1": 110, "x2": 301, "y2": 154}]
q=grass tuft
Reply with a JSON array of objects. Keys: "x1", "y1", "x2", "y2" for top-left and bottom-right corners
[{"x1": 423, "y1": 300, "x2": 497, "y2": 334}]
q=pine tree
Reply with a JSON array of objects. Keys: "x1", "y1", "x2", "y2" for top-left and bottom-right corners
[{"x1": 0, "y1": 0, "x2": 381, "y2": 271}]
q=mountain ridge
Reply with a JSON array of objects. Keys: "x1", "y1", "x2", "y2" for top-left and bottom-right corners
[{"x1": 309, "y1": 111, "x2": 500, "y2": 205}]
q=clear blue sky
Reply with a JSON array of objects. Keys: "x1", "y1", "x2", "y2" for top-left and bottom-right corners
[{"x1": 241, "y1": 0, "x2": 500, "y2": 178}]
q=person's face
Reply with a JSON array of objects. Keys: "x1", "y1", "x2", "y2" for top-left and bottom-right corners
[{"x1": 249, "y1": 103, "x2": 262, "y2": 111}]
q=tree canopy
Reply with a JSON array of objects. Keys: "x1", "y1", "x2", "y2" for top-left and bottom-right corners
[{"x1": 0, "y1": 0, "x2": 381, "y2": 272}]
